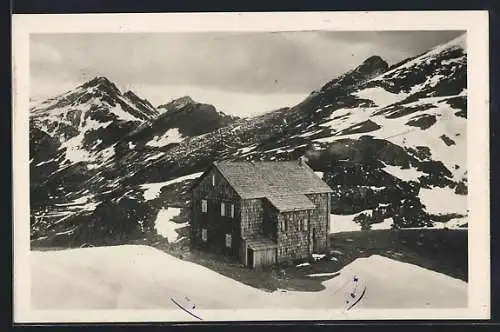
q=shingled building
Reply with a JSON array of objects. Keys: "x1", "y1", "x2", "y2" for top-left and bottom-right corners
[{"x1": 189, "y1": 159, "x2": 333, "y2": 268}]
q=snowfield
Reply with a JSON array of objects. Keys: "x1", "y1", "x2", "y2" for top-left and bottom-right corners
[{"x1": 30, "y1": 245, "x2": 467, "y2": 316}]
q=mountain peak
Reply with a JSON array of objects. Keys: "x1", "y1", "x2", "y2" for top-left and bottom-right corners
[
  {"x1": 355, "y1": 55, "x2": 389, "y2": 76},
  {"x1": 158, "y1": 96, "x2": 196, "y2": 112},
  {"x1": 81, "y1": 76, "x2": 122, "y2": 96},
  {"x1": 319, "y1": 55, "x2": 389, "y2": 94},
  {"x1": 172, "y1": 96, "x2": 195, "y2": 105}
]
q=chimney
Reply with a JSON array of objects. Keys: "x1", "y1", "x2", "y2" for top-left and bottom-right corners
[{"x1": 298, "y1": 156, "x2": 308, "y2": 166}]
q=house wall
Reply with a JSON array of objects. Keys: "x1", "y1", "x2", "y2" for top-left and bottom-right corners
[
  {"x1": 240, "y1": 198, "x2": 264, "y2": 237},
  {"x1": 276, "y1": 209, "x2": 311, "y2": 263},
  {"x1": 307, "y1": 193, "x2": 330, "y2": 253},
  {"x1": 262, "y1": 199, "x2": 279, "y2": 241},
  {"x1": 276, "y1": 193, "x2": 330, "y2": 263},
  {"x1": 239, "y1": 198, "x2": 264, "y2": 264},
  {"x1": 191, "y1": 167, "x2": 241, "y2": 257}
]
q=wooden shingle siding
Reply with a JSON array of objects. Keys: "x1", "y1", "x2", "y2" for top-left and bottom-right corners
[
  {"x1": 240, "y1": 198, "x2": 264, "y2": 238},
  {"x1": 306, "y1": 193, "x2": 329, "y2": 253},
  {"x1": 276, "y1": 210, "x2": 311, "y2": 263}
]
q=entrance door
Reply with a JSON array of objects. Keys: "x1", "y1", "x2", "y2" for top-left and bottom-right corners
[
  {"x1": 247, "y1": 248, "x2": 254, "y2": 268},
  {"x1": 312, "y1": 228, "x2": 319, "y2": 253}
]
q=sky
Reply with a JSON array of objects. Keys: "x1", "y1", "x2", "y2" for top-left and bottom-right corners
[{"x1": 30, "y1": 30, "x2": 464, "y2": 117}]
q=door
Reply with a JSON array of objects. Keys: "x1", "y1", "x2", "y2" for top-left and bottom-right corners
[
  {"x1": 312, "y1": 228, "x2": 319, "y2": 253},
  {"x1": 247, "y1": 248, "x2": 254, "y2": 268}
]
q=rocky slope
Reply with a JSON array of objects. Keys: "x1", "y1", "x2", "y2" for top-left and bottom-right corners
[{"x1": 30, "y1": 34, "x2": 468, "y2": 247}]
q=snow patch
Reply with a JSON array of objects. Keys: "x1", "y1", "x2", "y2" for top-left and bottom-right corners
[
  {"x1": 109, "y1": 104, "x2": 141, "y2": 122},
  {"x1": 238, "y1": 144, "x2": 257, "y2": 154},
  {"x1": 419, "y1": 187, "x2": 468, "y2": 215},
  {"x1": 330, "y1": 213, "x2": 362, "y2": 233},
  {"x1": 154, "y1": 208, "x2": 187, "y2": 242},
  {"x1": 371, "y1": 218, "x2": 393, "y2": 230},
  {"x1": 355, "y1": 87, "x2": 408, "y2": 108},
  {"x1": 312, "y1": 254, "x2": 325, "y2": 261},
  {"x1": 146, "y1": 128, "x2": 183, "y2": 147},
  {"x1": 382, "y1": 163, "x2": 425, "y2": 182},
  {"x1": 35, "y1": 159, "x2": 55, "y2": 167},
  {"x1": 307, "y1": 272, "x2": 338, "y2": 277},
  {"x1": 434, "y1": 216, "x2": 468, "y2": 229},
  {"x1": 140, "y1": 172, "x2": 203, "y2": 201},
  {"x1": 145, "y1": 152, "x2": 165, "y2": 162}
]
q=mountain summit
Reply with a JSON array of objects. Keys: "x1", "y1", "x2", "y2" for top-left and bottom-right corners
[
  {"x1": 356, "y1": 55, "x2": 389, "y2": 77},
  {"x1": 121, "y1": 96, "x2": 240, "y2": 149},
  {"x1": 320, "y1": 55, "x2": 389, "y2": 93},
  {"x1": 80, "y1": 76, "x2": 122, "y2": 95}
]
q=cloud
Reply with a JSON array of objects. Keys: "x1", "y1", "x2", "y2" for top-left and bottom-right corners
[
  {"x1": 29, "y1": 31, "x2": 464, "y2": 101},
  {"x1": 30, "y1": 41, "x2": 63, "y2": 65}
]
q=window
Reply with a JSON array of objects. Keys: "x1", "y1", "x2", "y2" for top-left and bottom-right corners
[
  {"x1": 212, "y1": 174, "x2": 215, "y2": 186},
  {"x1": 279, "y1": 219, "x2": 288, "y2": 232},
  {"x1": 221, "y1": 202, "x2": 226, "y2": 216},
  {"x1": 201, "y1": 228, "x2": 208, "y2": 242},
  {"x1": 299, "y1": 219, "x2": 303, "y2": 231},
  {"x1": 303, "y1": 219, "x2": 308, "y2": 231},
  {"x1": 230, "y1": 204, "x2": 235, "y2": 218},
  {"x1": 201, "y1": 199, "x2": 207, "y2": 213},
  {"x1": 225, "y1": 234, "x2": 232, "y2": 248}
]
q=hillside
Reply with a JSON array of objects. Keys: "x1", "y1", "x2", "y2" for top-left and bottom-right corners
[{"x1": 29, "y1": 34, "x2": 468, "y2": 247}]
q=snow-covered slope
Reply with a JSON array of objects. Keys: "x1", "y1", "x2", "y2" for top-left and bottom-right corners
[
  {"x1": 30, "y1": 77, "x2": 160, "y2": 169},
  {"x1": 30, "y1": 245, "x2": 467, "y2": 314}
]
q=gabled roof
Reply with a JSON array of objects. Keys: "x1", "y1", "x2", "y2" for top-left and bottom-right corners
[
  {"x1": 213, "y1": 160, "x2": 333, "y2": 199},
  {"x1": 267, "y1": 194, "x2": 315, "y2": 212}
]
